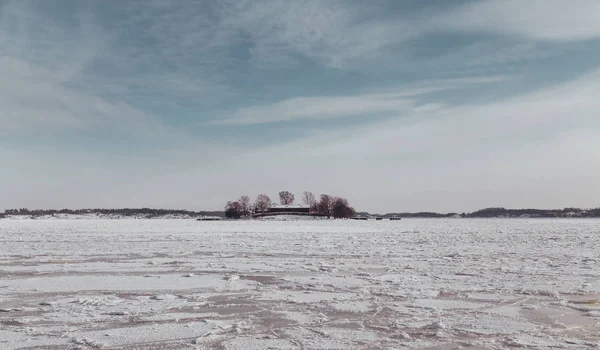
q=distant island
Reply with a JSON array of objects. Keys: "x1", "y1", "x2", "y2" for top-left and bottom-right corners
[
  {"x1": 364, "y1": 207, "x2": 600, "y2": 219},
  {"x1": 2, "y1": 206, "x2": 600, "y2": 219},
  {"x1": 0, "y1": 208, "x2": 222, "y2": 219}
]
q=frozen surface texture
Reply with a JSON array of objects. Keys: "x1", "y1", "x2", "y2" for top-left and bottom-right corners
[{"x1": 1, "y1": 219, "x2": 599, "y2": 349}]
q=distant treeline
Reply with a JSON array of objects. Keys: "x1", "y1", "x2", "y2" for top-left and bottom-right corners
[
  {"x1": 2, "y1": 208, "x2": 224, "y2": 218},
  {"x1": 377, "y1": 207, "x2": 600, "y2": 218},
  {"x1": 465, "y1": 207, "x2": 600, "y2": 218},
  {"x1": 3, "y1": 206, "x2": 600, "y2": 219}
]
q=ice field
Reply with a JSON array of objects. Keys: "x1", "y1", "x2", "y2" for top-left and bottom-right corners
[{"x1": 1, "y1": 218, "x2": 599, "y2": 349}]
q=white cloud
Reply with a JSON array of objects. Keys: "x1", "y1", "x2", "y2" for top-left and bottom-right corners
[
  {"x1": 2, "y1": 0, "x2": 580, "y2": 136},
  {"x1": 216, "y1": 76, "x2": 511, "y2": 125},
  {"x1": 215, "y1": 0, "x2": 418, "y2": 69},
  {"x1": 0, "y1": 1, "x2": 222, "y2": 147},
  {"x1": 0, "y1": 2, "x2": 147, "y2": 135},
  {"x1": 0, "y1": 56, "x2": 151, "y2": 135},
  {"x1": 440, "y1": 0, "x2": 600, "y2": 41},
  {"x1": 284, "y1": 66, "x2": 600, "y2": 161},
  {"x1": 126, "y1": 0, "x2": 420, "y2": 71},
  {"x1": 215, "y1": 93, "x2": 413, "y2": 125}
]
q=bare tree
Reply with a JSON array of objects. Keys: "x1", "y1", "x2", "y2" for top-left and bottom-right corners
[
  {"x1": 225, "y1": 201, "x2": 243, "y2": 219},
  {"x1": 239, "y1": 195, "x2": 251, "y2": 218},
  {"x1": 302, "y1": 191, "x2": 316, "y2": 208},
  {"x1": 316, "y1": 194, "x2": 332, "y2": 217},
  {"x1": 279, "y1": 191, "x2": 295, "y2": 205},
  {"x1": 254, "y1": 194, "x2": 272, "y2": 213}
]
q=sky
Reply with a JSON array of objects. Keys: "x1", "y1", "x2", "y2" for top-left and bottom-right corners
[{"x1": 1, "y1": 0, "x2": 600, "y2": 213}]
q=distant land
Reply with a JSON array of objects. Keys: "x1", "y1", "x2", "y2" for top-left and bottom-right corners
[
  {"x1": 0, "y1": 208, "x2": 222, "y2": 219},
  {"x1": 362, "y1": 207, "x2": 600, "y2": 218},
  {"x1": 2, "y1": 207, "x2": 600, "y2": 219}
]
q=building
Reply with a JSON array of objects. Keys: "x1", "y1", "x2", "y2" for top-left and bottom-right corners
[
  {"x1": 253, "y1": 204, "x2": 311, "y2": 217},
  {"x1": 267, "y1": 205, "x2": 310, "y2": 214}
]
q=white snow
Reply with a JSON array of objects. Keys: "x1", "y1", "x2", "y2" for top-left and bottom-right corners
[{"x1": 1, "y1": 218, "x2": 599, "y2": 349}]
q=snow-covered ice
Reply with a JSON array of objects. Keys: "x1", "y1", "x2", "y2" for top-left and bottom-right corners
[{"x1": 1, "y1": 218, "x2": 599, "y2": 349}]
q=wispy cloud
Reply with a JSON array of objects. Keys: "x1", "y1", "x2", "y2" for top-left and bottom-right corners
[
  {"x1": 215, "y1": 93, "x2": 414, "y2": 126},
  {"x1": 115, "y1": 0, "x2": 421, "y2": 73},
  {"x1": 439, "y1": 0, "x2": 600, "y2": 41},
  {"x1": 216, "y1": 75, "x2": 511, "y2": 125},
  {"x1": 212, "y1": 0, "x2": 420, "y2": 69},
  {"x1": 0, "y1": 51, "x2": 151, "y2": 136},
  {"x1": 0, "y1": 0, "x2": 218, "y2": 148},
  {"x1": 3, "y1": 0, "x2": 593, "y2": 135},
  {"x1": 310, "y1": 66, "x2": 600, "y2": 159},
  {"x1": 0, "y1": 1, "x2": 148, "y2": 135}
]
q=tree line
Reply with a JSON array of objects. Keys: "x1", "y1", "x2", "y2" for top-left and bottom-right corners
[
  {"x1": 379, "y1": 207, "x2": 600, "y2": 218},
  {"x1": 2, "y1": 208, "x2": 223, "y2": 218},
  {"x1": 224, "y1": 191, "x2": 356, "y2": 219},
  {"x1": 463, "y1": 207, "x2": 600, "y2": 218},
  {"x1": 4, "y1": 206, "x2": 599, "y2": 220}
]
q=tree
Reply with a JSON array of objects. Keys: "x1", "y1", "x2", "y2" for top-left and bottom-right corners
[
  {"x1": 224, "y1": 201, "x2": 243, "y2": 219},
  {"x1": 279, "y1": 191, "x2": 295, "y2": 205},
  {"x1": 239, "y1": 195, "x2": 251, "y2": 218},
  {"x1": 316, "y1": 194, "x2": 332, "y2": 217},
  {"x1": 254, "y1": 194, "x2": 272, "y2": 213},
  {"x1": 302, "y1": 191, "x2": 316, "y2": 209},
  {"x1": 331, "y1": 197, "x2": 355, "y2": 218},
  {"x1": 313, "y1": 194, "x2": 355, "y2": 218}
]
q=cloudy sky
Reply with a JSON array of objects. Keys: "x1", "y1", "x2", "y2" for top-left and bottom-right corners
[{"x1": 2, "y1": 0, "x2": 600, "y2": 213}]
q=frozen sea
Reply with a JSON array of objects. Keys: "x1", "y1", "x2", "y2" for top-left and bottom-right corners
[{"x1": 1, "y1": 218, "x2": 599, "y2": 349}]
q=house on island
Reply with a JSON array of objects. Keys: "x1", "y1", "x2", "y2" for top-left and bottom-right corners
[{"x1": 253, "y1": 204, "x2": 311, "y2": 217}]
